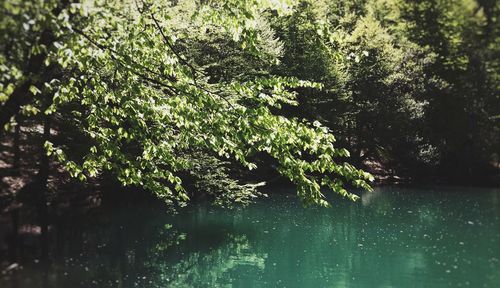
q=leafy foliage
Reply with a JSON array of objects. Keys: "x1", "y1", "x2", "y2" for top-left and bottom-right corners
[
  {"x1": 273, "y1": 0, "x2": 499, "y2": 179},
  {"x1": 1, "y1": 0, "x2": 497, "y2": 211},
  {"x1": 1, "y1": 0, "x2": 374, "y2": 207}
]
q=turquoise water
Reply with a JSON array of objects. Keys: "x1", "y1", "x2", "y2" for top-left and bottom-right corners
[{"x1": 1, "y1": 186, "x2": 500, "y2": 287}]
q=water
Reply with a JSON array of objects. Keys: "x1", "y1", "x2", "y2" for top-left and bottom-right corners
[{"x1": 1, "y1": 186, "x2": 500, "y2": 287}]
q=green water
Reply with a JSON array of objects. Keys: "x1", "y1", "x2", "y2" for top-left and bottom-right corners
[{"x1": 1, "y1": 186, "x2": 500, "y2": 287}]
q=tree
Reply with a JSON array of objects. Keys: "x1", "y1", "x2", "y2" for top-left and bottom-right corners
[
  {"x1": 273, "y1": 0, "x2": 431, "y2": 174},
  {"x1": 0, "y1": 0, "x2": 373, "y2": 208},
  {"x1": 400, "y1": 0, "x2": 500, "y2": 178}
]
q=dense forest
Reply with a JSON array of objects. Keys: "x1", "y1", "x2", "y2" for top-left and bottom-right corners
[{"x1": 0, "y1": 0, "x2": 499, "y2": 213}]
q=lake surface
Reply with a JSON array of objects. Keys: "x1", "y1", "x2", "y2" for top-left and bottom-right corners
[{"x1": 1, "y1": 186, "x2": 500, "y2": 287}]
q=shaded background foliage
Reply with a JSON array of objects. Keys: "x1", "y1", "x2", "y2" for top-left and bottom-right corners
[{"x1": 272, "y1": 0, "x2": 499, "y2": 182}]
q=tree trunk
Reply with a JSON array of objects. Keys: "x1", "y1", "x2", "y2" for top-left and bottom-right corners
[
  {"x1": 13, "y1": 116, "x2": 21, "y2": 173},
  {"x1": 8, "y1": 208, "x2": 20, "y2": 263},
  {"x1": 38, "y1": 114, "x2": 51, "y2": 261},
  {"x1": 0, "y1": 81, "x2": 31, "y2": 137}
]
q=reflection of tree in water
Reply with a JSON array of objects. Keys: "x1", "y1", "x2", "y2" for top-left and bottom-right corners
[
  {"x1": 146, "y1": 234, "x2": 267, "y2": 287},
  {"x1": 2, "y1": 188, "x2": 500, "y2": 288},
  {"x1": 0, "y1": 203, "x2": 182, "y2": 288},
  {"x1": 1, "y1": 201, "x2": 268, "y2": 288}
]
